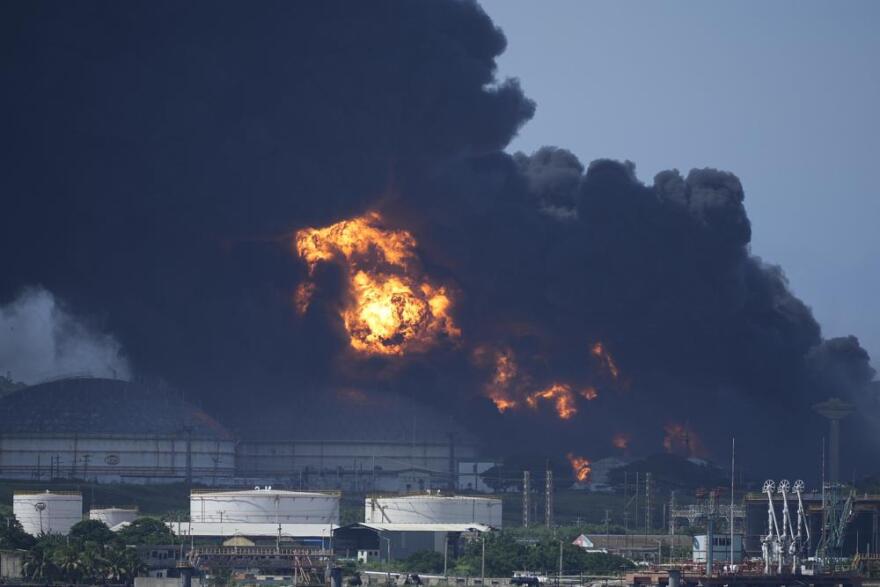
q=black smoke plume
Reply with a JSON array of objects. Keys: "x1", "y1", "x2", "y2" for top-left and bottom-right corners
[{"x1": 1, "y1": 0, "x2": 875, "y2": 477}]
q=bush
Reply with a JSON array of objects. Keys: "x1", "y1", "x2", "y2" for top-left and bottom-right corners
[
  {"x1": 70, "y1": 519, "x2": 117, "y2": 546},
  {"x1": 116, "y1": 517, "x2": 176, "y2": 545},
  {"x1": 0, "y1": 512, "x2": 35, "y2": 550},
  {"x1": 401, "y1": 550, "x2": 445, "y2": 574}
]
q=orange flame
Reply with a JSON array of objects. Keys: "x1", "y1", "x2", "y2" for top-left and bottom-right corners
[
  {"x1": 295, "y1": 212, "x2": 459, "y2": 355},
  {"x1": 591, "y1": 342, "x2": 619, "y2": 379},
  {"x1": 294, "y1": 282, "x2": 315, "y2": 315},
  {"x1": 486, "y1": 348, "x2": 519, "y2": 412},
  {"x1": 526, "y1": 383, "x2": 578, "y2": 419},
  {"x1": 580, "y1": 386, "x2": 598, "y2": 401},
  {"x1": 567, "y1": 453, "x2": 592, "y2": 483},
  {"x1": 612, "y1": 432, "x2": 629, "y2": 450}
]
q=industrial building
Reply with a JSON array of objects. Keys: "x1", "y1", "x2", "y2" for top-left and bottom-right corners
[
  {"x1": 13, "y1": 490, "x2": 82, "y2": 535},
  {"x1": 692, "y1": 534, "x2": 744, "y2": 564},
  {"x1": 332, "y1": 493, "x2": 500, "y2": 562},
  {"x1": 744, "y1": 488, "x2": 880, "y2": 558},
  {"x1": 232, "y1": 391, "x2": 484, "y2": 492},
  {"x1": 334, "y1": 522, "x2": 491, "y2": 563},
  {"x1": 365, "y1": 494, "x2": 502, "y2": 527},
  {"x1": 172, "y1": 488, "x2": 339, "y2": 546},
  {"x1": 0, "y1": 377, "x2": 485, "y2": 491},
  {"x1": 572, "y1": 534, "x2": 692, "y2": 560},
  {"x1": 0, "y1": 378, "x2": 235, "y2": 484}
]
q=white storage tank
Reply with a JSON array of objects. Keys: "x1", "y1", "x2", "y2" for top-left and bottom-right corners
[
  {"x1": 191, "y1": 488, "x2": 340, "y2": 524},
  {"x1": 13, "y1": 491, "x2": 82, "y2": 536},
  {"x1": 365, "y1": 494, "x2": 502, "y2": 527},
  {"x1": 89, "y1": 507, "x2": 139, "y2": 528}
]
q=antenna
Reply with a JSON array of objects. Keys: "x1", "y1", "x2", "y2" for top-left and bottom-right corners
[{"x1": 545, "y1": 465, "x2": 553, "y2": 528}]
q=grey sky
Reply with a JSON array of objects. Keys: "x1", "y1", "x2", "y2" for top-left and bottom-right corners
[{"x1": 481, "y1": 0, "x2": 880, "y2": 369}]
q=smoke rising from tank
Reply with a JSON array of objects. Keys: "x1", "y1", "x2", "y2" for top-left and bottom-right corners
[
  {"x1": 0, "y1": 288, "x2": 131, "y2": 384},
  {"x1": 0, "y1": 0, "x2": 875, "y2": 475}
]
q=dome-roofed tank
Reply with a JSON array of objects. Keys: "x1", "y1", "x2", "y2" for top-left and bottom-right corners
[
  {"x1": 0, "y1": 377, "x2": 231, "y2": 438},
  {"x1": 191, "y1": 488, "x2": 340, "y2": 524},
  {"x1": 0, "y1": 377, "x2": 235, "y2": 483},
  {"x1": 14, "y1": 490, "x2": 82, "y2": 535},
  {"x1": 365, "y1": 493, "x2": 502, "y2": 527}
]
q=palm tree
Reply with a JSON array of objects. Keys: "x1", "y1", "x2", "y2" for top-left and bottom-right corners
[
  {"x1": 79, "y1": 542, "x2": 110, "y2": 583},
  {"x1": 53, "y1": 544, "x2": 84, "y2": 582},
  {"x1": 23, "y1": 546, "x2": 59, "y2": 582},
  {"x1": 106, "y1": 545, "x2": 147, "y2": 586}
]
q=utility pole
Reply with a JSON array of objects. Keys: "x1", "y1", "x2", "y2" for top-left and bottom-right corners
[
  {"x1": 635, "y1": 472, "x2": 640, "y2": 534},
  {"x1": 623, "y1": 472, "x2": 629, "y2": 532},
  {"x1": 645, "y1": 472, "x2": 652, "y2": 535},
  {"x1": 558, "y1": 540, "x2": 563, "y2": 587},
  {"x1": 443, "y1": 535, "x2": 449, "y2": 578},
  {"x1": 481, "y1": 534, "x2": 486, "y2": 583},
  {"x1": 545, "y1": 466, "x2": 554, "y2": 528},
  {"x1": 730, "y1": 437, "x2": 735, "y2": 566}
]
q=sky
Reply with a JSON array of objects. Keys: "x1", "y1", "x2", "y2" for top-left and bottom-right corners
[{"x1": 481, "y1": 0, "x2": 880, "y2": 369}]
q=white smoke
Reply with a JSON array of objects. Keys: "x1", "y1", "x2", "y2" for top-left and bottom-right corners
[{"x1": 0, "y1": 287, "x2": 131, "y2": 384}]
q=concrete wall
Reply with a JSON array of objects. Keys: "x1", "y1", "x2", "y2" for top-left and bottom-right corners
[
  {"x1": 0, "y1": 434, "x2": 483, "y2": 491},
  {"x1": 0, "y1": 550, "x2": 24, "y2": 579},
  {"x1": 135, "y1": 577, "x2": 203, "y2": 587},
  {"x1": 235, "y1": 440, "x2": 480, "y2": 492},
  {"x1": 0, "y1": 434, "x2": 235, "y2": 483}
]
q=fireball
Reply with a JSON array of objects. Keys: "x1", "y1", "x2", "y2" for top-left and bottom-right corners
[
  {"x1": 527, "y1": 383, "x2": 578, "y2": 420},
  {"x1": 295, "y1": 212, "x2": 459, "y2": 355},
  {"x1": 566, "y1": 453, "x2": 592, "y2": 483}
]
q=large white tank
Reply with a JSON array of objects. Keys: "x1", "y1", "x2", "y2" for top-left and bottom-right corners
[
  {"x1": 191, "y1": 488, "x2": 339, "y2": 524},
  {"x1": 365, "y1": 494, "x2": 502, "y2": 527},
  {"x1": 13, "y1": 491, "x2": 83, "y2": 536},
  {"x1": 89, "y1": 507, "x2": 139, "y2": 528}
]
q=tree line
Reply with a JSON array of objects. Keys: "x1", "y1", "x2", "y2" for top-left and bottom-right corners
[{"x1": 1, "y1": 512, "x2": 175, "y2": 585}]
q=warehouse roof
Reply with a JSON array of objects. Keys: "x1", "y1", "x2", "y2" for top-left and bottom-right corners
[
  {"x1": 0, "y1": 377, "x2": 232, "y2": 439},
  {"x1": 172, "y1": 522, "x2": 335, "y2": 538},
  {"x1": 341, "y1": 522, "x2": 492, "y2": 533}
]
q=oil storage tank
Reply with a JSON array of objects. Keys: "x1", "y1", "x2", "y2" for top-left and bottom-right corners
[
  {"x1": 191, "y1": 488, "x2": 340, "y2": 524},
  {"x1": 13, "y1": 490, "x2": 82, "y2": 535},
  {"x1": 89, "y1": 507, "x2": 138, "y2": 528},
  {"x1": 365, "y1": 494, "x2": 502, "y2": 527}
]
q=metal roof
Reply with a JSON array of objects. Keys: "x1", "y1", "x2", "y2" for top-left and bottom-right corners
[
  {"x1": 0, "y1": 378, "x2": 232, "y2": 439},
  {"x1": 171, "y1": 522, "x2": 335, "y2": 538},
  {"x1": 350, "y1": 522, "x2": 492, "y2": 533}
]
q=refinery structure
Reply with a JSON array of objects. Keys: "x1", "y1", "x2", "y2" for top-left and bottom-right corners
[
  {"x1": 0, "y1": 377, "x2": 486, "y2": 492},
  {"x1": 3, "y1": 377, "x2": 879, "y2": 586}
]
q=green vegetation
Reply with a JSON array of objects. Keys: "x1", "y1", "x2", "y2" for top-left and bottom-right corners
[
  {"x1": 0, "y1": 511, "x2": 36, "y2": 550},
  {"x1": 362, "y1": 529, "x2": 636, "y2": 578},
  {"x1": 21, "y1": 519, "x2": 148, "y2": 585},
  {"x1": 116, "y1": 517, "x2": 177, "y2": 545},
  {"x1": 373, "y1": 534, "x2": 635, "y2": 577}
]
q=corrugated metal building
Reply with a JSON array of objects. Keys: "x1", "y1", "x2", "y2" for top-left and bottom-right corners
[{"x1": 333, "y1": 522, "x2": 491, "y2": 562}]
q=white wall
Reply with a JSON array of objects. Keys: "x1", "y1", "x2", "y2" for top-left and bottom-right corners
[{"x1": 0, "y1": 434, "x2": 235, "y2": 483}]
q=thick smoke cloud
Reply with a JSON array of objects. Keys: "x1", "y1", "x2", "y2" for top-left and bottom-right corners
[
  {"x1": 1, "y1": 0, "x2": 875, "y2": 476},
  {"x1": 0, "y1": 288, "x2": 130, "y2": 383}
]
